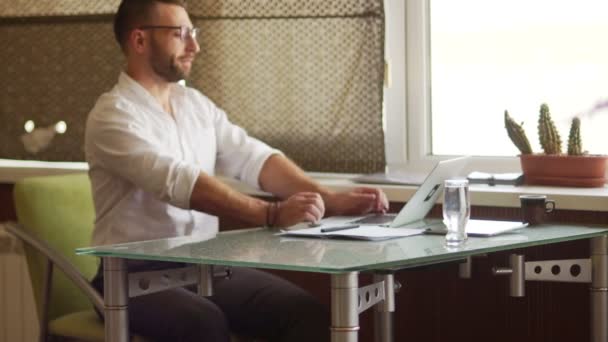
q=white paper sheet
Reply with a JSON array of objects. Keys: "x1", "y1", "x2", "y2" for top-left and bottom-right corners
[{"x1": 278, "y1": 225, "x2": 424, "y2": 241}]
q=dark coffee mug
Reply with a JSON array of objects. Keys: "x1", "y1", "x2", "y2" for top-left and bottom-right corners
[{"x1": 519, "y1": 195, "x2": 555, "y2": 226}]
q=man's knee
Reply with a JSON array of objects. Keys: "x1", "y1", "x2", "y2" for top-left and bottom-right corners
[
  {"x1": 129, "y1": 291, "x2": 231, "y2": 342},
  {"x1": 173, "y1": 302, "x2": 231, "y2": 342},
  {"x1": 289, "y1": 291, "x2": 328, "y2": 319}
]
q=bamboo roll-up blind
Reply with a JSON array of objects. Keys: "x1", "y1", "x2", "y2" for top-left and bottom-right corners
[{"x1": 0, "y1": 0, "x2": 385, "y2": 173}]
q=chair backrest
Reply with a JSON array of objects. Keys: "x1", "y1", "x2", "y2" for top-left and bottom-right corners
[{"x1": 13, "y1": 173, "x2": 98, "y2": 321}]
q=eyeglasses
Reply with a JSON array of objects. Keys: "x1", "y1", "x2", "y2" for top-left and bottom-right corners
[{"x1": 138, "y1": 25, "x2": 200, "y2": 42}]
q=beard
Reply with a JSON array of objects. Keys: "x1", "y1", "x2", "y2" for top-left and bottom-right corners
[{"x1": 149, "y1": 37, "x2": 191, "y2": 83}]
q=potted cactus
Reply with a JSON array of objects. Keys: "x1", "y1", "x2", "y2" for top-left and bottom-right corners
[{"x1": 505, "y1": 103, "x2": 608, "y2": 187}]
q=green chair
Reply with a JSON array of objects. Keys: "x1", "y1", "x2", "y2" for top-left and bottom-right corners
[
  {"x1": 5, "y1": 173, "x2": 250, "y2": 342},
  {"x1": 7, "y1": 173, "x2": 253, "y2": 342},
  {"x1": 6, "y1": 173, "x2": 148, "y2": 341}
]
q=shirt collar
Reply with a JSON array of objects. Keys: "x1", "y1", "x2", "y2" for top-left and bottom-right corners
[{"x1": 117, "y1": 72, "x2": 185, "y2": 112}]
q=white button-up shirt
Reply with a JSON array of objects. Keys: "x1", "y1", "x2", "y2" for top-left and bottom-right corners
[{"x1": 85, "y1": 72, "x2": 279, "y2": 246}]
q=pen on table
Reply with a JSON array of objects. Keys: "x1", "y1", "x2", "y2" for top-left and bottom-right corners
[{"x1": 320, "y1": 224, "x2": 360, "y2": 233}]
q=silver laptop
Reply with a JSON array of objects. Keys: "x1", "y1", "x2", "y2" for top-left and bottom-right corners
[
  {"x1": 332, "y1": 156, "x2": 527, "y2": 236},
  {"x1": 344, "y1": 156, "x2": 470, "y2": 229}
]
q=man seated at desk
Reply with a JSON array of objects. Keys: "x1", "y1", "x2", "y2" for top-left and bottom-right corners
[{"x1": 84, "y1": 0, "x2": 388, "y2": 341}]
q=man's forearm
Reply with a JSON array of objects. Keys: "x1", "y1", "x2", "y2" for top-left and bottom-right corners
[
  {"x1": 258, "y1": 155, "x2": 388, "y2": 217},
  {"x1": 189, "y1": 172, "x2": 269, "y2": 227},
  {"x1": 258, "y1": 154, "x2": 332, "y2": 199}
]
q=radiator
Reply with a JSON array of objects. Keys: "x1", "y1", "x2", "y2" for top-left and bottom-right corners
[{"x1": 0, "y1": 229, "x2": 39, "y2": 342}]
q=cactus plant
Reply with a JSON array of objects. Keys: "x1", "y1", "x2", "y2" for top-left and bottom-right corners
[
  {"x1": 504, "y1": 110, "x2": 532, "y2": 154},
  {"x1": 567, "y1": 117, "x2": 583, "y2": 155},
  {"x1": 505, "y1": 103, "x2": 586, "y2": 156},
  {"x1": 507, "y1": 104, "x2": 606, "y2": 187},
  {"x1": 538, "y1": 103, "x2": 562, "y2": 154}
]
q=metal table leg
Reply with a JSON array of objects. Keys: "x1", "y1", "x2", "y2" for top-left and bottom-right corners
[
  {"x1": 373, "y1": 274, "x2": 395, "y2": 342},
  {"x1": 591, "y1": 235, "x2": 608, "y2": 342},
  {"x1": 331, "y1": 272, "x2": 360, "y2": 342},
  {"x1": 103, "y1": 257, "x2": 129, "y2": 342},
  {"x1": 198, "y1": 264, "x2": 214, "y2": 296}
]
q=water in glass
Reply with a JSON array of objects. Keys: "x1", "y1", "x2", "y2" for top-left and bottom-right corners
[{"x1": 443, "y1": 179, "x2": 470, "y2": 247}]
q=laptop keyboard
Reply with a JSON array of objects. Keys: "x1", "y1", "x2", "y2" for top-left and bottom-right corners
[{"x1": 351, "y1": 214, "x2": 397, "y2": 225}]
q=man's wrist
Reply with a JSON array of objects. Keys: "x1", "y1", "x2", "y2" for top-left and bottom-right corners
[
  {"x1": 319, "y1": 190, "x2": 337, "y2": 217},
  {"x1": 265, "y1": 201, "x2": 280, "y2": 228}
]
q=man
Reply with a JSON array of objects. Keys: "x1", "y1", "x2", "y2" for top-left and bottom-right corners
[{"x1": 85, "y1": 0, "x2": 388, "y2": 341}]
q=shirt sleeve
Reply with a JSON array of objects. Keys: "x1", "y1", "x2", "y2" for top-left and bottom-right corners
[
  {"x1": 85, "y1": 99, "x2": 201, "y2": 209},
  {"x1": 198, "y1": 94, "x2": 282, "y2": 189}
]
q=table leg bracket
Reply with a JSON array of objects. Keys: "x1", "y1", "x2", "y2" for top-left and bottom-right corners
[
  {"x1": 128, "y1": 265, "x2": 231, "y2": 298},
  {"x1": 357, "y1": 274, "x2": 400, "y2": 314},
  {"x1": 525, "y1": 258, "x2": 591, "y2": 283},
  {"x1": 357, "y1": 281, "x2": 386, "y2": 314},
  {"x1": 493, "y1": 254, "x2": 592, "y2": 297}
]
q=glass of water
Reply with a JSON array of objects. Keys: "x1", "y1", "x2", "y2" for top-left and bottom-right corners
[{"x1": 443, "y1": 179, "x2": 470, "y2": 247}]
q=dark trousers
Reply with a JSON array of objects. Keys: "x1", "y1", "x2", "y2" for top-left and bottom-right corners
[{"x1": 92, "y1": 261, "x2": 330, "y2": 342}]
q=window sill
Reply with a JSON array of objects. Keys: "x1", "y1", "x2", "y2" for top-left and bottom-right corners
[
  {"x1": 220, "y1": 172, "x2": 608, "y2": 213},
  {"x1": 1, "y1": 159, "x2": 606, "y2": 212}
]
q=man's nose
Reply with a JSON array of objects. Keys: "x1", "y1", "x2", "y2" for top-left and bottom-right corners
[{"x1": 186, "y1": 37, "x2": 200, "y2": 54}]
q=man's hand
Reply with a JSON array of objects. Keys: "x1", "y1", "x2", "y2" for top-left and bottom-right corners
[
  {"x1": 324, "y1": 187, "x2": 388, "y2": 217},
  {"x1": 274, "y1": 192, "x2": 325, "y2": 227}
]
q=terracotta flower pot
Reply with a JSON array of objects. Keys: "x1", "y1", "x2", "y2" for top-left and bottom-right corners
[{"x1": 519, "y1": 154, "x2": 608, "y2": 187}]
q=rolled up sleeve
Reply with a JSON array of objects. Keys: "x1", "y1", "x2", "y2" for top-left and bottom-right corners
[
  {"x1": 86, "y1": 103, "x2": 201, "y2": 209},
  {"x1": 210, "y1": 105, "x2": 282, "y2": 189}
]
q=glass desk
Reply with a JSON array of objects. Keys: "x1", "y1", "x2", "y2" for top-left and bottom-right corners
[{"x1": 77, "y1": 224, "x2": 608, "y2": 342}]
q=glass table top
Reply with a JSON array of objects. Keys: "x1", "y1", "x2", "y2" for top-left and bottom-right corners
[{"x1": 76, "y1": 224, "x2": 608, "y2": 274}]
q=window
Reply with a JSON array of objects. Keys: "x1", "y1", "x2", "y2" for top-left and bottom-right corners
[{"x1": 385, "y1": 0, "x2": 608, "y2": 172}]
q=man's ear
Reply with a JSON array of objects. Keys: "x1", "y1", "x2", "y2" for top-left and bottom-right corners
[{"x1": 130, "y1": 29, "x2": 146, "y2": 54}]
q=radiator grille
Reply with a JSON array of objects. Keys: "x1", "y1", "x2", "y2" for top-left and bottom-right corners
[{"x1": 0, "y1": 230, "x2": 39, "y2": 342}]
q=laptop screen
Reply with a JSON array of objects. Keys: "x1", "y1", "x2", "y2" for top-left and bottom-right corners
[{"x1": 390, "y1": 156, "x2": 470, "y2": 228}]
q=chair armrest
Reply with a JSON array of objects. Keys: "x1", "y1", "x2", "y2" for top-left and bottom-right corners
[{"x1": 3, "y1": 221, "x2": 104, "y2": 315}]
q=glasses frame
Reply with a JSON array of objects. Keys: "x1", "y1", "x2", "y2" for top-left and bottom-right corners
[{"x1": 137, "y1": 25, "x2": 199, "y2": 42}]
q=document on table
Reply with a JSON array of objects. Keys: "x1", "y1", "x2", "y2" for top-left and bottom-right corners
[{"x1": 277, "y1": 225, "x2": 424, "y2": 241}]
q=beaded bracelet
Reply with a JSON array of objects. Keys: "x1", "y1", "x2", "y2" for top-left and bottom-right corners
[
  {"x1": 271, "y1": 202, "x2": 280, "y2": 227},
  {"x1": 266, "y1": 202, "x2": 273, "y2": 228},
  {"x1": 266, "y1": 202, "x2": 281, "y2": 228}
]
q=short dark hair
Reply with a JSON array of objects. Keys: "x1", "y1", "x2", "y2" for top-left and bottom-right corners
[{"x1": 113, "y1": 0, "x2": 187, "y2": 52}]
